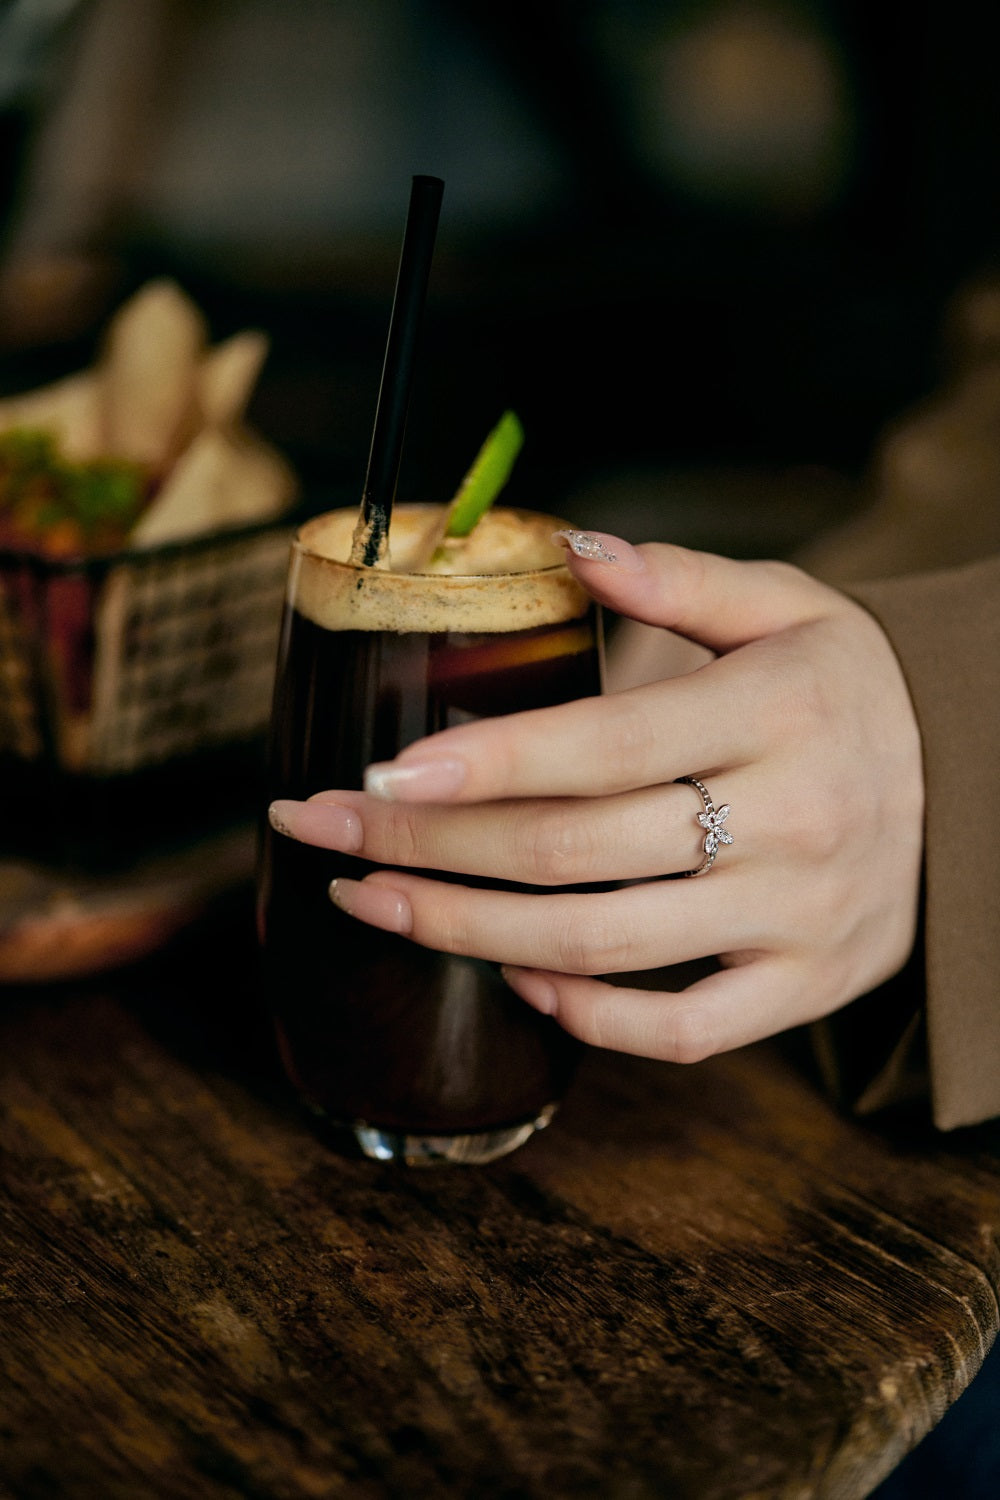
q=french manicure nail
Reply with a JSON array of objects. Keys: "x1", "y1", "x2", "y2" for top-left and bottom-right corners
[
  {"x1": 552, "y1": 529, "x2": 644, "y2": 570},
  {"x1": 364, "y1": 757, "x2": 466, "y2": 802},
  {"x1": 501, "y1": 966, "x2": 558, "y2": 1016},
  {"x1": 330, "y1": 877, "x2": 413, "y2": 935}
]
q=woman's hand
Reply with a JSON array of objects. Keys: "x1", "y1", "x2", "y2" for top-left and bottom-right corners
[{"x1": 268, "y1": 532, "x2": 925, "y2": 1065}]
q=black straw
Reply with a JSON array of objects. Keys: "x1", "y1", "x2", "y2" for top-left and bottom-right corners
[{"x1": 356, "y1": 174, "x2": 444, "y2": 565}]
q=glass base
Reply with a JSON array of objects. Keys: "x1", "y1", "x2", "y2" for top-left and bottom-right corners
[{"x1": 326, "y1": 1101, "x2": 560, "y2": 1166}]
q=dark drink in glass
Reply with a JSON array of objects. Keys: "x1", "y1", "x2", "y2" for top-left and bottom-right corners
[{"x1": 256, "y1": 504, "x2": 603, "y2": 1164}]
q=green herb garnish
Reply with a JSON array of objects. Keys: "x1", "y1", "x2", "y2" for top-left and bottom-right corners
[{"x1": 0, "y1": 426, "x2": 149, "y2": 555}]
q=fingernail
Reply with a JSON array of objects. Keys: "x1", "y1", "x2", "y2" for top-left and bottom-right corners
[
  {"x1": 364, "y1": 757, "x2": 466, "y2": 802},
  {"x1": 552, "y1": 529, "x2": 644, "y2": 571},
  {"x1": 330, "y1": 877, "x2": 412, "y2": 935},
  {"x1": 501, "y1": 966, "x2": 558, "y2": 1016},
  {"x1": 269, "y1": 798, "x2": 362, "y2": 852},
  {"x1": 268, "y1": 801, "x2": 293, "y2": 837}
]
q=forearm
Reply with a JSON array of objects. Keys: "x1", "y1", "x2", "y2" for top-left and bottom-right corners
[{"x1": 830, "y1": 555, "x2": 1000, "y2": 1129}]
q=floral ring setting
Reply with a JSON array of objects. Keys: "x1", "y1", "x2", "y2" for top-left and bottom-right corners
[{"x1": 674, "y1": 777, "x2": 733, "y2": 877}]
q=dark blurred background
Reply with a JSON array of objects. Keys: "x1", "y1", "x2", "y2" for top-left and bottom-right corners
[{"x1": 1, "y1": 0, "x2": 998, "y2": 557}]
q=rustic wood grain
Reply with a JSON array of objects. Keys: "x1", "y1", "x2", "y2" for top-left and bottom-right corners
[{"x1": 1, "y1": 895, "x2": 999, "y2": 1500}]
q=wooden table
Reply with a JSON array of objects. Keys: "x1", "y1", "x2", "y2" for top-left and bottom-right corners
[{"x1": 2, "y1": 892, "x2": 999, "y2": 1500}]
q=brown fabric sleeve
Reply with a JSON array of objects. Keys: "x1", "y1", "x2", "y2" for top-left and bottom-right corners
[{"x1": 813, "y1": 554, "x2": 1000, "y2": 1130}]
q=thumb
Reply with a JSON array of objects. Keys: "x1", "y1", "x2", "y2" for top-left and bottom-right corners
[{"x1": 556, "y1": 529, "x2": 839, "y2": 654}]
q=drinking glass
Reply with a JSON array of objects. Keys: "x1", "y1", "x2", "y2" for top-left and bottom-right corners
[{"x1": 256, "y1": 503, "x2": 603, "y2": 1164}]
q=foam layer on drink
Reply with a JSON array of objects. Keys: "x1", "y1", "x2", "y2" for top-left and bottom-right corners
[{"x1": 291, "y1": 505, "x2": 591, "y2": 633}]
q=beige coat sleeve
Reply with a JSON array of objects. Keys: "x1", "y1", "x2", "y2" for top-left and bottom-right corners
[{"x1": 812, "y1": 554, "x2": 1000, "y2": 1130}]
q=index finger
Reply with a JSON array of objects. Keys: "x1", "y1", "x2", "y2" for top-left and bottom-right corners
[
  {"x1": 364, "y1": 666, "x2": 752, "y2": 803},
  {"x1": 363, "y1": 540, "x2": 839, "y2": 805}
]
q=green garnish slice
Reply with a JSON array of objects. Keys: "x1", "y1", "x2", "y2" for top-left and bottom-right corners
[{"x1": 444, "y1": 409, "x2": 524, "y2": 537}]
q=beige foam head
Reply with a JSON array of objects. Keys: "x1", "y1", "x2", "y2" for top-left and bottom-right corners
[{"x1": 289, "y1": 506, "x2": 592, "y2": 633}]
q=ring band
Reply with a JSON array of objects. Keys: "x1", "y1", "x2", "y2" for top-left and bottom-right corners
[{"x1": 675, "y1": 776, "x2": 733, "y2": 877}]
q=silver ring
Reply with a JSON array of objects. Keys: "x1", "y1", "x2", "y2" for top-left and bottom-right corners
[{"x1": 675, "y1": 777, "x2": 733, "y2": 877}]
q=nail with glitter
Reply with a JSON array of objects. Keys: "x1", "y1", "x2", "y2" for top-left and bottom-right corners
[{"x1": 553, "y1": 530, "x2": 643, "y2": 570}]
